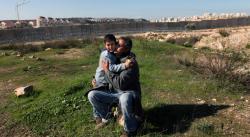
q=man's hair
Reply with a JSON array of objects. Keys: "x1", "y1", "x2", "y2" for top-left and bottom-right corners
[
  {"x1": 104, "y1": 34, "x2": 116, "y2": 43},
  {"x1": 119, "y1": 37, "x2": 132, "y2": 50}
]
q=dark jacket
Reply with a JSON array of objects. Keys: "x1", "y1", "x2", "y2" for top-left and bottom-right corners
[
  {"x1": 105, "y1": 52, "x2": 141, "y2": 95},
  {"x1": 105, "y1": 52, "x2": 144, "y2": 119}
]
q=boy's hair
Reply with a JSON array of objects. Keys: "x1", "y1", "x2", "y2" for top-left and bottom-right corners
[
  {"x1": 119, "y1": 37, "x2": 132, "y2": 50},
  {"x1": 104, "y1": 34, "x2": 116, "y2": 43}
]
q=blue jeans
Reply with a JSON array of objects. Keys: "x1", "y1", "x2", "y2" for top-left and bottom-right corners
[{"x1": 88, "y1": 90, "x2": 139, "y2": 132}]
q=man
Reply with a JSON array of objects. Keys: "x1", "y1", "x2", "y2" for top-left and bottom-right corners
[{"x1": 88, "y1": 37, "x2": 143, "y2": 137}]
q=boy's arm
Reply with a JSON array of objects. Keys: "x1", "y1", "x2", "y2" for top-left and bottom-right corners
[{"x1": 104, "y1": 57, "x2": 127, "y2": 73}]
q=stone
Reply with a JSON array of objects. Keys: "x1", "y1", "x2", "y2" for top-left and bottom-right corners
[
  {"x1": 197, "y1": 100, "x2": 206, "y2": 104},
  {"x1": 21, "y1": 57, "x2": 25, "y2": 61},
  {"x1": 158, "y1": 39, "x2": 166, "y2": 42},
  {"x1": 11, "y1": 52, "x2": 17, "y2": 55},
  {"x1": 28, "y1": 55, "x2": 36, "y2": 59},
  {"x1": 23, "y1": 66, "x2": 32, "y2": 71},
  {"x1": 212, "y1": 98, "x2": 217, "y2": 102},
  {"x1": 14, "y1": 85, "x2": 33, "y2": 97},
  {"x1": 35, "y1": 57, "x2": 44, "y2": 61},
  {"x1": 229, "y1": 103, "x2": 235, "y2": 107},
  {"x1": 45, "y1": 48, "x2": 52, "y2": 51},
  {"x1": 16, "y1": 53, "x2": 23, "y2": 57}
]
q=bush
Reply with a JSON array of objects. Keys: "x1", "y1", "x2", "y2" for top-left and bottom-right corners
[
  {"x1": 197, "y1": 123, "x2": 215, "y2": 135},
  {"x1": 175, "y1": 53, "x2": 194, "y2": 67},
  {"x1": 0, "y1": 38, "x2": 99, "y2": 54},
  {"x1": 177, "y1": 49, "x2": 249, "y2": 91},
  {"x1": 218, "y1": 29, "x2": 230, "y2": 37}
]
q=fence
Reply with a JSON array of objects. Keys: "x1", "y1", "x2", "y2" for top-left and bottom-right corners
[{"x1": 1, "y1": 17, "x2": 250, "y2": 44}]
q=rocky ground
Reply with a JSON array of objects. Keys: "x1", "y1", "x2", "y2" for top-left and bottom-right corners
[{"x1": 139, "y1": 26, "x2": 250, "y2": 50}]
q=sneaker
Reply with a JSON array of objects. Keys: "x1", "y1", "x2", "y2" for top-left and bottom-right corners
[
  {"x1": 95, "y1": 117, "x2": 102, "y2": 124},
  {"x1": 95, "y1": 119, "x2": 109, "y2": 130}
]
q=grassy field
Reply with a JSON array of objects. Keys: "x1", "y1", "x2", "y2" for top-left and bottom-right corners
[{"x1": 0, "y1": 39, "x2": 249, "y2": 137}]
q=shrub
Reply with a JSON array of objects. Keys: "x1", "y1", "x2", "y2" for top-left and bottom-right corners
[
  {"x1": 177, "y1": 49, "x2": 249, "y2": 91},
  {"x1": 218, "y1": 29, "x2": 230, "y2": 37},
  {"x1": 166, "y1": 38, "x2": 176, "y2": 44},
  {"x1": 175, "y1": 53, "x2": 194, "y2": 67},
  {"x1": 197, "y1": 123, "x2": 215, "y2": 135},
  {"x1": 0, "y1": 38, "x2": 99, "y2": 54}
]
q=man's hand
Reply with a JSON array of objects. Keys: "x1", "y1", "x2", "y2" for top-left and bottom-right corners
[
  {"x1": 124, "y1": 59, "x2": 134, "y2": 69},
  {"x1": 102, "y1": 60, "x2": 109, "y2": 72}
]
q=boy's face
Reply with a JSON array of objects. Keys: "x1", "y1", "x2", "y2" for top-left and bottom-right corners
[{"x1": 105, "y1": 41, "x2": 116, "y2": 52}]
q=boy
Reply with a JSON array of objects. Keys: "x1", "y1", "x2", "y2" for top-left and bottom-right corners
[{"x1": 94, "y1": 34, "x2": 129, "y2": 88}]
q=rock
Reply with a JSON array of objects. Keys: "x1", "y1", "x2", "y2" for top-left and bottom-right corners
[
  {"x1": 158, "y1": 39, "x2": 166, "y2": 42},
  {"x1": 16, "y1": 52, "x2": 23, "y2": 57},
  {"x1": 212, "y1": 98, "x2": 217, "y2": 102},
  {"x1": 11, "y1": 52, "x2": 17, "y2": 55},
  {"x1": 45, "y1": 48, "x2": 52, "y2": 51},
  {"x1": 23, "y1": 66, "x2": 32, "y2": 71},
  {"x1": 35, "y1": 57, "x2": 44, "y2": 61},
  {"x1": 229, "y1": 103, "x2": 235, "y2": 107},
  {"x1": 245, "y1": 100, "x2": 249, "y2": 103},
  {"x1": 14, "y1": 85, "x2": 33, "y2": 97},
  {"x1": 240, "y1": 96, "x2": 245, "y2": 100},
  {"x1": 197, "y1": 100, "x2": 206, "y2": 104},
  {"x1": 28, "y1": 55, "x2": 36, "y2": 59},
  {"x1": 21, "y1": 57, "x2": 25, "y2": 61}
]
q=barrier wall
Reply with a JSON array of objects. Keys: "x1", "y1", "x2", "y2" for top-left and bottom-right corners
[{"x1": 1, "y1": 17, "x2": 250, "y2": 44}]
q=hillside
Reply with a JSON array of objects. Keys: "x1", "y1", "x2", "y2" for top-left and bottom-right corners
[{"x1": 0, "y1": 39, "x2": 249, "y2": 137}]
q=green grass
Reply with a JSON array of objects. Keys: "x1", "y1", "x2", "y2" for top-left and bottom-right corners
[{"x1": 0, "y1": 39, "x2": 247, "y2": 136}]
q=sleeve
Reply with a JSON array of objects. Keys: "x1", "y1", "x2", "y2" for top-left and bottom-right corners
[
  {"x1": 104, "y1": 55, "x2": 126, "y2": 73},
  {"x1": 109, "y1": 63, "x2": 126, "y2": 73},
  {"x1": 105, "y1": 69, "x2": 134, "y2": 91}
]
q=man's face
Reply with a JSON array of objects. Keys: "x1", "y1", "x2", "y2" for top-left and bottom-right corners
[
  {"x1": 116, "y1": 39, "x2": 128, "y2": 55},
  {"x1": 105, "y1": 41, "x2": 116, "y2": 52}
]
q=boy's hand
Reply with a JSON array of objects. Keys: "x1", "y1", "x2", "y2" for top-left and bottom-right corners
[
  {"x1": 102, "y1": 60, "x2": 109, "y2": 72},
  {"x1": 92, "y1": 79, "x2": 96, "y2": 88}
]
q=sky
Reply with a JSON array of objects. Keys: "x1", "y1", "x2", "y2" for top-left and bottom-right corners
[{"x1": 0, "y1": 0, "x2": 250, "y2": 20}]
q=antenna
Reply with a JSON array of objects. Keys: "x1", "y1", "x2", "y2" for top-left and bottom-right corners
[{"x1": 16, "y1": 0, "x2": 30, "y2": 21}]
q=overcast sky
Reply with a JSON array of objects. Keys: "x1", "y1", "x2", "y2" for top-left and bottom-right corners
[{"x1": 0, "y1": 0, "x2": 250, "y2": 20}]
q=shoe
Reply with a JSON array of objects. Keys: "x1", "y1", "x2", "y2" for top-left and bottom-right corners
[
  {"x1": 95, "y1": 119, "x2": 109, "y2": 130},
  {"x1": 120, "y1": 130, "x2": 137, "y2": 137},
  {"x1": 95, "y1": 117, "x2": 102, "y2": 124}
]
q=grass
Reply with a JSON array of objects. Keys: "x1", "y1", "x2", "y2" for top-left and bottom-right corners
[{"x1": 0, "y1": 39, "x2": 248, "y2": 136}]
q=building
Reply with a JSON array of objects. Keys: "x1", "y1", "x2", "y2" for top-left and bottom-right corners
[{"x1": 0, "y1": 20, "x2": 16, "y2": 29}]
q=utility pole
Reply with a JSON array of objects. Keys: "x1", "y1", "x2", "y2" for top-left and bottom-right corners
[{"x1": 16, "y1": 0, "x2": 30, "y2": 21}]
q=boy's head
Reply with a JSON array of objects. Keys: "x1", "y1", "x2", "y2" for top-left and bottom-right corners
[{"x1": 104, "y1": 34, "x2": 116, "y2": 52}]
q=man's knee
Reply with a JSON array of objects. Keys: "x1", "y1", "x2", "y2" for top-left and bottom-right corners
[
  {"x1": 119, "y1": 92, "x2": 133, "y2": 105},
  {"x1": 88, "y1": 90, "x2": 98, "y2": 101}
]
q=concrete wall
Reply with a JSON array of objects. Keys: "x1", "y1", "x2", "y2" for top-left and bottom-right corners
[{"x1": 1, "y1": 17, "x2": 250, "y2": 44}]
